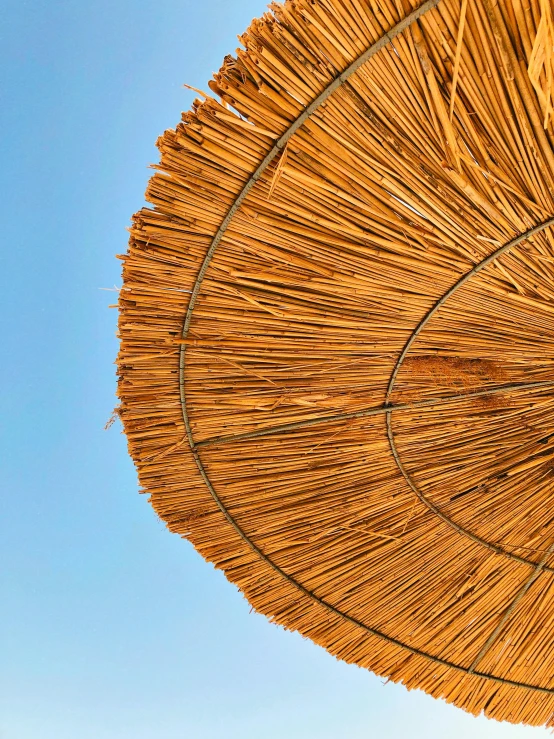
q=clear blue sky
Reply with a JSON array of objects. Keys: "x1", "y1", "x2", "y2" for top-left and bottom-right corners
[{"x1": 0, "y1": 1, "x2": 550, "y2": 738}]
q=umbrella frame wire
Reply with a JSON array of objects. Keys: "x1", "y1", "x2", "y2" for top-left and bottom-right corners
[
  {"x1": 385, "y1": 216, "x2": 554, "y2": 572},
  {"x1": 171, "y1": 0, "x2": 554, "y2": 695}
]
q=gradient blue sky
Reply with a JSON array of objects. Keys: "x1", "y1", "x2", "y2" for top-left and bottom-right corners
[{"x1": 0, "y1": 1, "x2": 550, "y2": 737}]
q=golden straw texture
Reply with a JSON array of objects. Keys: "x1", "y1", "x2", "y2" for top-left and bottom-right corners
[{"x1": 117, "y1": 0, "x2": 554, "y2": 724}]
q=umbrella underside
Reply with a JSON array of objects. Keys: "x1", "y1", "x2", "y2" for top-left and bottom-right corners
[{"x1": 117, "y1": 0, "x2": 554, "y2": 725}]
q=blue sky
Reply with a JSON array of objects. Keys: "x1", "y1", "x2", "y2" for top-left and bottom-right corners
[{"x1": 0, "y1": 1, "x2": 550, "y2": 737}]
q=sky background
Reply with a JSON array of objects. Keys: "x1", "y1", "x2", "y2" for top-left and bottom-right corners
[{"x1": 0, "y1": 1, "x2": 551, "y2": 738}]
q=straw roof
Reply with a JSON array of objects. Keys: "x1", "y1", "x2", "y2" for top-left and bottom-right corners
[{"x1": 117, "y1": 0, "x2": 554, "y2": 725}]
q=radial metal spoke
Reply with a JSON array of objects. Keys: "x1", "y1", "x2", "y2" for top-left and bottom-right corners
[{"x1": 195, "y1": 380, "x2": 554, "y2": 448}]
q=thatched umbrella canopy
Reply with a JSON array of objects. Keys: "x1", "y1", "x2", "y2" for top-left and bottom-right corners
[{"x1": 117, "y1": 0, "x2": 554, "y2": 725}]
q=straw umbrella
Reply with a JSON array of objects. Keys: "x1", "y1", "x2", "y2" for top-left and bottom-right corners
[{"x1": 117, "y1": 0, "x2": 554, "y2": 725}]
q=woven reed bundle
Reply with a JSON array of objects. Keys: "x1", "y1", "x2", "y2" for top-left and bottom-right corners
[{"x1": 117, "y1": 0, "x2": 554, "y2": 725}]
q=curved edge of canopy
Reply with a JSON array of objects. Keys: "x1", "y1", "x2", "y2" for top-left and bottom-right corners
[{"x1": 116, "y1": 0, "x2": 554, "y2": 726}]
